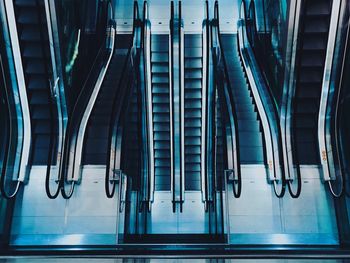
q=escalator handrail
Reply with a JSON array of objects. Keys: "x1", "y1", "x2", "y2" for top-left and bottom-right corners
[
  {"x1": 0, "y1": 54, "x2": 22, "y2": 199},
  {"x1": 33, "y1": 0, "x2": 61, "y2": 199},
  {"x1": 43, "y1": 0, "x2": 69, "y2": 199},
  {"x1": 238, "y1": 0, "x2": 286, "y2": 197},
  {"x1": 334, "y1": 4, "x2": 350, "y2": 197},
  {"x1": 213, "y1": 1, "x2": 242, "y2": 198},
  {"x1": 0, "y1": 1, "x2": 31, "y2": 199},
  {"x1": 141, "y1": 0, "x2": 155, "y2": 209},
  {"x1": 105, "y1": 1, "x2": 141, "y2": 198},
  {"x1": 59, "y1": 1, "x2": 115, "y2": 199},
  {"x1": 200, "y1": 0, "x2": 211, "y2": 206},
  {"x1": 317, "y1": 0, "x2": 343, "y2": 197}
]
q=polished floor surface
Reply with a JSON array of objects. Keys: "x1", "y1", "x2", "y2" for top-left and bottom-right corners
[{"x1": 0, "y1": 259, "x2": 350, "y2": 262}]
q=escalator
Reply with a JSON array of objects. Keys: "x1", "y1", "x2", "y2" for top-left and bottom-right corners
[
  {"x1": 150, "y1": 34, "x2": 171, "y2": 191},
  {"x1": 294, "y1": 0, "x2": 331, "y2": 164},
  {"x1": 220, "y1": 35, "x2": 264, "y2": 164},
  {"x1": 184, "y1": 34, "x2": 203, "y2": 191},
  {"x1": 82, "y1": 35, "x2": 132, "y2": 165},
  {"x1": 14, "y1": 0, "x2": 52, "y2": 165}
]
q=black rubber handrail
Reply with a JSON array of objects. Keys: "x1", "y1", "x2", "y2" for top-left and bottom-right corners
[
  {"x1": 213, "y1": 1, "x2": 242, "y2": 198},
  {"x1": 105, "y1": 1, "x2": 141, "y2": 198},
  {"x1": 239, "y1": 0, "x2": 287, "y2": 198}
]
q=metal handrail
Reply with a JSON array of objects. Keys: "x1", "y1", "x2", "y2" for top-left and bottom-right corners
[
  {"x1": 238, "y1": 0, "x2": 286, "y2": 197},
  {"x1": 213, "y1": 1, "x2": 242, "y2": 198}
]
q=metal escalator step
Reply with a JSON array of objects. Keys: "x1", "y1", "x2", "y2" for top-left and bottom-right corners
[
  {"x1": 154, "y1": 123, "x2": 170, "y2": 132},
  {"x1": 152, "y1": 75, "x2": 169, "y2": 83},
  {"x1": 154, "y1": 140, "x2": 170, "y2": 150},
  {"x1": 185, "y1": 180, "x2": 201, "y2": 191},
  {"x1": 185, "y1": 155, "x2": 200, "y2": 163},
  {"x1": 185, "y1": 164, "x2": 201, "y2": 172},
  {"x1": 295, "y1": 100, "x2": 318, "y2": 113},
  {"x1": 306, "y1": 0, "x2": 331, "y2": 16},
  {"x1": 237, "y1": 120, "x2": 260, "y2": 131},
  {"x1": 184, "y1": 127, "x2": 201, "y2": 136},
  {"x1": 295, "y1": 117, "x2": 317, "y2": 128},
  {"x1": 239, "y1": 146, "x2": 264, "y2": 164},
  {"x1": 185, "y1": 69, "x2": 202, "y2": 79},
  {"x1": 153, "y1": 113, "x2": 170, "y2": 122},
  {"x1": 304, "y1": 17, "x2": 329, "y2": 33},
  {"x1": 84, "y1": 138, "x2": 108, "y2": 154},
  {"x1": 300, "y1": 52, "x2": 325, "y2": 67},
  {"x1": 155, "y1": 150, "x2": 170, "y2": 159},
  {"x1": 29, "y1": 91, "x2": 49, "y2": 104},
  {"x1": 185, "y1": 100, "x2": 201, "y2": 109},
  {"x1": 299, "y1": 69, "x2": 323, "y2": 84},
  {"x1": 15, "y1": 0, "x2": 36, "y2": 7},
  {"x1": 151, "y1": 53, "x2": 169, "y2": 63},
  {"x1": 296, "y1": 141, "x2": 319, "y2": 164},
  {"x1": 236, "y1": 111, "x2": 257, "y2": 121},
  {"x1": 153, "y1": 105, "x2": 169, "y2": 113},
  {"x1": 32, "y1": 148, "x2": 50, "y2": 165},
  {"x1": 84, "y1": 154, "x2": 107, "y2": 165},
  {"x1": 303, "y1": 35, "x2": 328, "y2": 50},
  {"x1": 34, "y1": 121, "x2": 50, "y2": 134},
  {"x1": 185, "y1": 90, "x2": 202, "y2": 99},
  {"x1": 153, "y1": 85, "x2": 169, "y2": 93},
  {"x1": 23, "y1": 43, "x2": 45, "y2": 58},
  {"x1": 86, "y1": 125, "x2": 109, "y2": 138},
  {"x1": 184, "y1": 48, "x2": 202, "y2": 58},
  {"x1": 185, "y1": 119, "x2": 201, "y2": 128},
  {"x1": 185, "y1": 59, "x2": 202, "y2": 68},
  {"x1": 184, "y1": 35, "x2": 202, "y2": 47},
  {"x1": 155, "y1": 157, "x2": 171, "y2": 166},
  {"x1": 152, "y1": 64, "x2": 169, "y2": 73},
  {"x1": 185, "y1": 79, "x2": 202, "y2": 89},
  {"x1": 153, "y1": 94, "x2": 169, "y2": 103},
  {"x1": 151, "y1": 41, "x2": 169, "y2": 52},
  {"x1": 238, "y1": 132, "x2": 263, "y2": 147},
  {"x1": 27, "y1": 76, "x2": 47, "y2": 90},
  {"x1": 154, "y1": 132, "x2": 170, "y2": 141},
  {"x1": 17, "y1": 8, "x2": 44, "y2": 25},
  {"x1": 25, "y1": 60, "x2": 45, "y2": 74},
  {"x1": 184, "y1": 110, "x2": 201, "y2": 118},
  {"x1": 185, "y1": 146, "x2": 201, "y2": 154},
  {"x1": 31, "y1": 105, "x2": 50, "y2": 119},
  {"x1": 185, "y1": 137, "x2": 201, "y2": 145},
  {"x1": 20, "y1": 26, "x2": 40, "y2": 41},
  {"x1": 34, "y1": 134, "x2": 50, "y2": 147}
]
